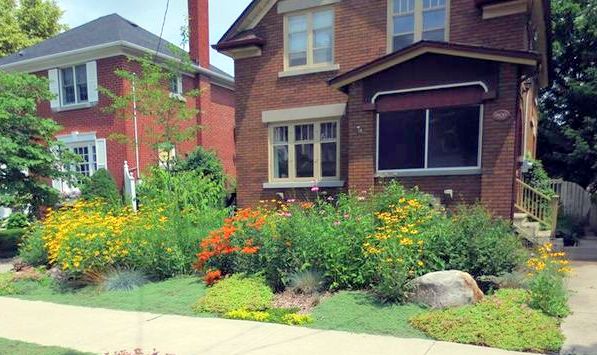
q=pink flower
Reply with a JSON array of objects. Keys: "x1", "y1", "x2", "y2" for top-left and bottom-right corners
[
  {"x1": 327, "y1": 196, "x2": 334, "y2": 201},
  {"x1": 311, "y1": 186, "x2": 320, "y2": 192},
  {"x1": 333, "y1": 221, "x2": 341, "y2": 226},
  {"x1": 287, "y1": 198, "x2": 296, "y2": 203},
  {"x1": 278, "y1": 212, "x2": 292, "y2": 218},
  {"x1": 343, "y1": 214, "x2": 350, "y2": 219}
]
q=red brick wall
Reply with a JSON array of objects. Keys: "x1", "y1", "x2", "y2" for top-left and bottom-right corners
[
  {"x1": 37, "y1": 55, "x2": 235, "y2": 188},
  {"x1": 36, "y1": 56, "x2": 130, "y2": 187},
  {"x1": 232, "y1": 0, "x2": 528, "y2": 211}
]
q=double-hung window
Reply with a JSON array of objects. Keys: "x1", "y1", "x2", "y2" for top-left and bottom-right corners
[
  {"x1": 60, "y1": 64, "x2": 88, "y2": 106},
  {"x1": 71, "y1": 143, "x2": 98, "y2": 177},
  {"x1": 390, "y1": 0, "x2": 448, "y2": 51},
  {"x1": 285, "y1": 8, "x2": 334, "y2": 70},
  {"x1": 271, "y1": 121, "x2": 339, "y2": 181},
  {"x1": 377, "y1": 105, "x2": 482, "y2": 174},
  {"x1": 169, "y1": 75, "x2": 183, "y2": 95}
]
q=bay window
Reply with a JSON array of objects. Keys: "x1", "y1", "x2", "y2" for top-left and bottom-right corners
[
  {"x1": 390, "y1": 0, "x2": 448, "y2": 52},
  {"x1": 377, "y1": 105, "x2": 482, "y2": 173},
  {"x1": 270, "y1": 121, "x2": 339, "y2": 182},
  {"x1": 285, "y1": 8, "x2": 334, "y2": 70}
]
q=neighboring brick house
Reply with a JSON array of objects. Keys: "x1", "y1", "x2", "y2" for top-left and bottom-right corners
[
  {"x1": 216, "y1": 0, "x2": 550, "y2": 218},
  {"x1": 0, "y1": 0, "x2": 235, "y2": 192}
]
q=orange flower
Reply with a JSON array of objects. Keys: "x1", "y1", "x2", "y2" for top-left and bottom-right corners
[{"x1": 204, "y1": 269, "x2": 222, "y2": 286}]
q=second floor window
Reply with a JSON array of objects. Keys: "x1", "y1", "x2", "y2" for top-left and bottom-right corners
[
  {"x1": 391, "y1": 0, "x2": 448, "y2": 52},
  {"x1": 61, "y1": 64, "x2": 88, "y2": 106},
  {"x1": 285, "y1": 8, "x2": 334, "y2": 69}
]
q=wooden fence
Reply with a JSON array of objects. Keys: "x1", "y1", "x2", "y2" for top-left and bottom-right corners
[{"x1": 549, "y1": 179, "x2": 592, "y2": 222}]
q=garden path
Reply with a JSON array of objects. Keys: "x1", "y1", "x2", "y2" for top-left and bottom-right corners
[
  {"x1": 560, "y1": 232, "x2": 597, "y2": 355},
  {"x1": 0, "y1": 297, "x2": 531, "y2": 355}
]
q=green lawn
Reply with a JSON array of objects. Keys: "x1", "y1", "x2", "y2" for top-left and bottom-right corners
[
  {"x1": 7, "y1": 276, "x2": 426, "y2": 339},
  {"x1": 10, "y1": 276, "x2": 211, "y2": 317},
  {"x1": 309, "y1": 291, "x2": 428, "y2": 338},
  {"x1": 0, "y1": 337, "x2": 93, "y2": 355}
]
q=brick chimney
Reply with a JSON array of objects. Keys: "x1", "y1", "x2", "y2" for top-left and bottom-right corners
[{"x1": 188, "y1": 0, "x2": 210, "y2": 68}]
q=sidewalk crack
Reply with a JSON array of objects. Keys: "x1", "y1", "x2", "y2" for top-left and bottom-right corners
[{"x1": 423, "y1": 341, "x2": 437, "y2": 355}]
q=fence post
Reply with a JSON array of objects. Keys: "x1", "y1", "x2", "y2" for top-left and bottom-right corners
[{"x1": 550, "y1": 195, "x2": 560, "y2": 238}]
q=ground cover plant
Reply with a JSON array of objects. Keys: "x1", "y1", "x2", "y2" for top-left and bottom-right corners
[
  {"x1": 193, "y1": 274, "x2": 274, "y2": 314},
  {"x1": 410, "y1": 289, "x2": 565, "y2": 353}
]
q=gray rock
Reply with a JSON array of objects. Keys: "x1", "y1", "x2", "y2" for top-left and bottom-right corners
[{"x1": 407, "y1": 270, "x2": 484, "y2": 308}]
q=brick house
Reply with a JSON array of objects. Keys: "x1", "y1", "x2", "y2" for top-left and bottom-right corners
[
  {"x1": 0, "y1": 0, "x2": 235, "y2": 192},
  {"x1": 216, "y1": 0, "x2": 550, "y2": 218}
]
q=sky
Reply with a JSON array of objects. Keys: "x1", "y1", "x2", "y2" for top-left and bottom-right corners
[{"x1": 55, "y1": 0, "x2": 253, "y2": 75}]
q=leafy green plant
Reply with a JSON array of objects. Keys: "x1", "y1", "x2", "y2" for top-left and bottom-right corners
[
  {"x1": 428, "y1": 205, "x2": 526, "y2": 279},
  {"x1": 5, "y1": 212, "x2": 30, "y2": 229},
  {"x1": 410, "y1": 289, "x2": 565, "y2": 353},
  {"x1": 102, "y1": 269, "x2": 148, "y2": 292},
  {"x1": 80, "y1": 169, "x2": 121, "y2": 207},
  {"x1": 288, "y1": 270, "x2": 323, "y2": 294},
  {"x1": 138, "y1": 167, "x2": 225, "y2": 213},
  {"x1": 18, "y1": 226, "x2": 47, "y2": 266},
  {"x1": 527, "y1": 244, "x2": 571, "y2": 318},
  {"x1": 193, "y1": 274, "x2": 274, "y2": 314}
]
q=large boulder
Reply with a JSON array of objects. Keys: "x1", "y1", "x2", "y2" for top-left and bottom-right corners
[{"x1": 407, "y1": 270, "x2": 484, "y2": 308}]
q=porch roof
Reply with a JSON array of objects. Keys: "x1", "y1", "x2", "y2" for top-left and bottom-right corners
[{"x1": 328, "y1": 41, "x2": 540, "y2": 90}]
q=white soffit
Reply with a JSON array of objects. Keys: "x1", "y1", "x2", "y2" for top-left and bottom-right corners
[
  {"x1": 262, "y1": 103, "x2": 347, "y2": 123},
  {"x1": 277, "y1": 0, "x2": 341, "y2": 14}
]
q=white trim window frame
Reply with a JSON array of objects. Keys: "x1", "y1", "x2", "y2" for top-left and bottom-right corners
[
  {"x1": 387, "y1": 0, "x2": 450, "y2": 52},
  {"x1": 284, "y1": 6, "x2": 335, "y2": 71},
  {"x1": 70, "y1": 141, "x2": 98, "y2": 177},
  {"x1": 59, "y1": 64, "x2": 89, "y2": 106},
  {"x1": 376, "y1": 105, "x2": 483, "y2": 176},
  {"x1": 269, "y1": 119, "x2": 340, "y2": 183}
]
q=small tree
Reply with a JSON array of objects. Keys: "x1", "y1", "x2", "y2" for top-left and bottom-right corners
[
  {"x1": 0, "y1": 71, "x2": 77, "y2": 214},
  {"x1": 0, "y1": 0, "x2": 68, "y2": 57},
  {"x1": 80, "y1": 169, "x2": 121, "y2": 207},
  {"x1": 101, "y1": 47, "x2": 201, "y2": 172}
]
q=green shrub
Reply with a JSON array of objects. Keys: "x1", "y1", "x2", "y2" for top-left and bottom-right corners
[
  {"x1": 522, "y1": 157, "x2": 555, "y2": 198},
  {"x1": 139, "y1": 167, "x2": 225, "y2": 213},
  {"x1": 193, "y1": 274, "x2": 274, "y2": 314},
  {"x1": 5, "y1": 212, "x2": 30, "y2": 229},
  {"x1": 18, "y1": 226, "x2": 47, "y2": 266},
  {"x1": 0, "y1": 228, "x2": 25, "y2": 256},
  {"x1": 428, "y1": 205, "x2": 526, "y2": 279},
  {"x1": 103, "y1": 269, "x2": 148, "y2": 292},
  {"x1": 174, "y1": 147, "x2": 226, "y2": 185},
  {"x1": 410, "y1": 289, "x2": 565, "y2": 353},
  {"x1": 80, "y1": 169, "x2": 122, "y2": 207}
]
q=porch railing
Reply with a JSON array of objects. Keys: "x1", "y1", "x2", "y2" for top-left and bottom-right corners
[{"x1": 515, "y1": 178, "x2": 560, "y2": 234}]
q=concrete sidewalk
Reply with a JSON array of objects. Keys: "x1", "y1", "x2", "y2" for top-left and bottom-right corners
[
  {"x1": 561, "y1": 235, "x2": 597, "y2": 355},
  {"x1": 0, "y1": 297, "x2": 530, "y2": 355}
]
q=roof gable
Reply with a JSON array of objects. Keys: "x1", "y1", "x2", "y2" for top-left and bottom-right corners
[
  {"x1": 218, "y1": 0, "x2": 277, "y2": 44},
  {"x1": 329, "y1": 41, "x2": 540, "y2": 90}
]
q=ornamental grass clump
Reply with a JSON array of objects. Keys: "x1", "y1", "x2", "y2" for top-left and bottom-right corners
[{"x1": 102, "y1": 269, "x2": 148, "y2": 292}]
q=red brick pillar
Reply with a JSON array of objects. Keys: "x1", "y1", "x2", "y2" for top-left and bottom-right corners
[
  {"x1": 480, "y1": 63, "x2": 519, "y2": 219},
  {"x1": 346, "y1": 82, "x2": 375, "y2": 193}
]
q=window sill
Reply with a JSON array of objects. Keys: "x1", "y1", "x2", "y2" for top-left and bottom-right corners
[
  {"x1": 169, "y1": 93, "x2": 187, "y2": 102},
  {"x1": 52, "y1": 102, "x2": 97, "y2": 112},
  {"x1": 278, "y1": 64, "x2": 340, "y2": 78},
  {"x1": 263, "y1": 180, "x2": 345, "y2": 189},
  {"x1": 375, "y1": 168, "x2": 482, "y2": 178}
]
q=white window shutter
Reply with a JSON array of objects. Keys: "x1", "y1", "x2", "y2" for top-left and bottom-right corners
[
  {"x1": 177, "y1": 76, "x2": 183, "y2": 95},
  {"x1": 86, "y1": 61, "x2": 99, "y2": 103},
  {"x1": 95, "y1": 138, "x2": 107, "y2": 170},
  {"x1": 48, "y1": 69, "x2": 60, "y2": 108}
]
